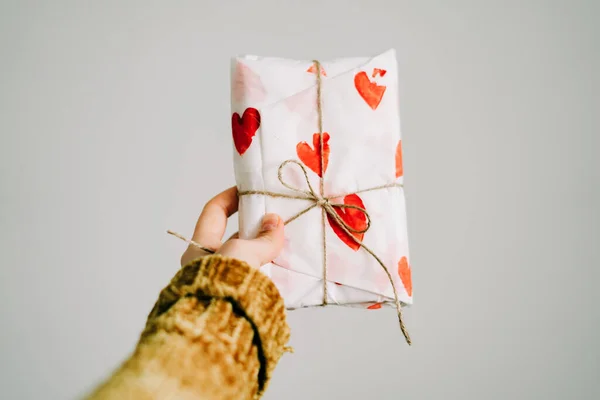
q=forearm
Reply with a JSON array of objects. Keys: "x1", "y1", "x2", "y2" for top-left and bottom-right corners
[{"x1": 86, "y1": 256, "x2": 290, "y2": 400}]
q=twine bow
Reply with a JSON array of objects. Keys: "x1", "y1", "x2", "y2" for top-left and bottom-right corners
[
  {"x1": 241, "y1": 159, "x2": 379, "y2": 230},
  {"x1": 169, "y1": 60, "x2": 411, "y2": 345},
  {"x1": 238, "y1": 158, "x2": 411, "y2": 345}
]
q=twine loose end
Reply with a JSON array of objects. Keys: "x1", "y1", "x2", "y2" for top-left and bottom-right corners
[{"x1": 167, "y1": 230, "x2": 216, "y2": 254}]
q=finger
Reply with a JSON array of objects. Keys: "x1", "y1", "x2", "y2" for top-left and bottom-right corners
[
  {"x1": 217, "y1": 214, "x2": 284, "y2": 268},
  {"x1": 192, "y1": 186, "x2": 238, "y2": 249},
  {"x1": 180, "y1": 246, "x2": 211, "y2": 267},
  {"x1": 247, "y1": 213, "x2": 285, "y2": 266}
]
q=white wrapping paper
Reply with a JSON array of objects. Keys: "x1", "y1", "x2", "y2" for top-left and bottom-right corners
[{"x1": 230, "y1": 49, "x2": 412, "y2": 310}]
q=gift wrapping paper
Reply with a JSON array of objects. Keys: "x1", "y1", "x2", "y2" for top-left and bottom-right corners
[{"x1": 230, "y1": 49, "x2": 412, "y2": 311}]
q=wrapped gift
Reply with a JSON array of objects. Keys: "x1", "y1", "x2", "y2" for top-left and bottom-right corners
[{"x1": 230, "y1": 50, "x2": 412, "y2": 343}]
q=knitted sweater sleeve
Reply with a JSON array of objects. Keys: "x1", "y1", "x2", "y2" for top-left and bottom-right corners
[{"x1": 85, "y1": 255, "x2": 291, "y2": 400}]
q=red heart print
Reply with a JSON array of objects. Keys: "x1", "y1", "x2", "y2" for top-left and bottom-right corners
[
  {"x1": 367, "y1": 303, "x2": 382, "y2": 310},
  {"x1": 372, "y1": 68, "x2": 387, "y2": 78},
  {"x1": 327, "y1": 194, "x2": 368, "y2": 251},
  {"x1": 354, "y1": 71, "x2": 386, "y2": 110},
  {"x1": 231, "y1": 108, "x2": 261, "y2": 155},
  {"x1": 398, "y1": 256, "x2": 412, "y2": 296},
  {"x1": 395, "y1": 140, "x2": 403, "y2": 178},
  {"x1": 306, "y1": 64, "x2": 327, "y2": 77},
  {"x1": 296, "y1": 132, "x2": 330, "y2": 177}
]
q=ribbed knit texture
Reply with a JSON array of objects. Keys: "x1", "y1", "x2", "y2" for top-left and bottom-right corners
[{"x1": 86, "y1": 255, "x2": 291, "y2": 400}]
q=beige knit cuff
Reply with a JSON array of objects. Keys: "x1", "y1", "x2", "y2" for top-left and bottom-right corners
[{"x1": 146, "y1": 255, "x2": 291, "y2": 392}]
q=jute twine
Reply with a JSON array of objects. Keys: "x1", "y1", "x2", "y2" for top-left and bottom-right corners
[{"x1": 169, "y1": 60, "x2": 411, "y2": 345}]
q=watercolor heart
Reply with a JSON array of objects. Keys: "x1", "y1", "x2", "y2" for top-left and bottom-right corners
[
  {"x1": 327, "y1": 194, "x2": 368, "y2": 251},
  {"x1": 231, "y1": 107, "x2": 261, "y2": 155},
  {"x1": 296, "y1": 132, "x2": 330, "y2": 177},
  {"x1": 372, "y1": 68, "x2": 387, "y2": 78},
  {"x1": 284, "y1": 87, "x2": 316, "y2": 119},
  {"x1": 367, "y1": 303, "x2": 382, "y2": 310},
  {"x1": 354, "y1": 71, "x2": 386, "y2": 110},
  {"x1": 306, "y1": 64, "x2": 327, "y2": 76},
  {"x1": 231, "y1": 62, "x2": 266, "y2": 103},
  {"x1": 398, "y1": 256, "x2": 412, "y2": 296},
  {"x1": 395, "y1": 140, "x2": 403, "y2": 178}
]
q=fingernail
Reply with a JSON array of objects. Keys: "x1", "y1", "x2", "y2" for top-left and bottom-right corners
[{"x1": 261, "y1": 214, "x2": 280, "y2": 231}]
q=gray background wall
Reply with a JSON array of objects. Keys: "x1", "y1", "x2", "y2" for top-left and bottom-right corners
[{"x1": 1, "y1": 1, "x2": 598, "y2": 399}]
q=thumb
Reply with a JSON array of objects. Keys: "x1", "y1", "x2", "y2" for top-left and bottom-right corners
[{"x1": 248, "y1": 213, "x2": 285, "y2": 266}]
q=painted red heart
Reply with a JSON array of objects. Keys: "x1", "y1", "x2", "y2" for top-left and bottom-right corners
[
  {"x1": 367, "y1": 303, "x2": 382, "y2": 310},
  {"x1": 306, "y1": 64, "x2": 327, "y2": 77},
  {"x1": 327, "y1": 194, "x2": 368, "y2": 251},
  {"x1": 296, "y1": 132, "x2": 330, "y2": 177},
  {"x1": 372, "y1": 68, "x2": 387, "y2": 78},
  {"x1": 398, "y1": 256, "x2": 412, "y2": 296},
  {"x1": 395, "y1": 140, "x2": 403, "y2": 178},
  {"x1": 231, "y1": 107, "x2": 261, "y2": 155},
  {"x1": 354, "y1": 71, "x2": 386, "y2": 110}
]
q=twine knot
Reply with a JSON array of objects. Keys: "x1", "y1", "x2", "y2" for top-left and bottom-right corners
[{"x1": 273, "y1": 160, "x2": 372, "y2": 238}]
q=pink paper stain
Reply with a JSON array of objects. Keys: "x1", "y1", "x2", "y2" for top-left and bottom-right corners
[
  {"x1": 280, "y1": 162, "x2": 313, "y2": 193},
  {"x1": 272, "y1": 257, "x2": 291, "y2": 270},
  {"x1": 273, "y1": 236, "x2": 293, "y2": 269},
  {"x1": 372, "y1": 251, "x2": 400, "y2": 294},
  {"x1": 325, "y1": 251, "x2": 347, "y2": 285},
  {"x1": 232, "y1": 62, "x2": 267, "y2": 103},
  {"x1": 270, "y1": 270, "x2": 291, "y2": 296},
  {"x1": 284, "y1": 87, "x2": 317, "y2": 119}
]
